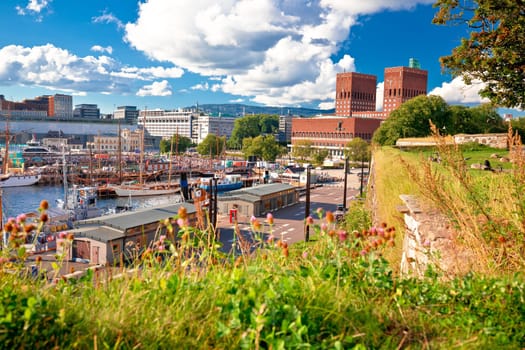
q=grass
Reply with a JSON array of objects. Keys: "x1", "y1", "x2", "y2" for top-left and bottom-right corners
[{"x1": 2, "y1": 135, "x2": 525, "y2": 348}]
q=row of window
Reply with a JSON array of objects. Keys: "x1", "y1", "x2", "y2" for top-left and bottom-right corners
[{"x1": 386, "y1": 88, "x2": 425, "y2": 98}]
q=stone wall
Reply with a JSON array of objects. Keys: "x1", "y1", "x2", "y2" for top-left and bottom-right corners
[
  {"x1": 398, "y1": 195, "x2": 475, "y2": 279},
  {"x1": 454, "y1": 133, "x2": 507, "y2": 149}
]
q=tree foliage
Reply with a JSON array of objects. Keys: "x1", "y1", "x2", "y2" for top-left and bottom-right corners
[
  {"x1": 159, "y1": 134, "x2": 193, "y2": 154},
  {"x1": 196, "y1": 134, "x2": 226, "y2": 157},
  {"x1": 433, "y1": 0, "x2": 525, "y2": 108},
  {"x1": 228, "y1": 114, "x2": 279, "y2": 148},
  {"x1": 242, "y1": 135, "x2": 285, "y2": 162},
  {"x1": 292, "y1": 139, "x2": 314, "y2": 161},
  {"x1": 373, "y1": 95, "x2": 451, "y2": 145},
  {"x1": 345, "y1": 137, "x2": 370, "y2": 162}
]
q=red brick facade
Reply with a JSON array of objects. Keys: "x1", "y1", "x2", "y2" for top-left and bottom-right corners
[
  {"x1": 335, "y1": 72, "x2": 377, "y2": 116},
  {"x1": 383, "y1": 67, "x2": 428, "y2": 115},
  {"x1": 291, "y1": 117, "x2": 382, "y2": 158}
]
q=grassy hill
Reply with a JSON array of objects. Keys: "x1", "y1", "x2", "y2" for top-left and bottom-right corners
[{"x1": 1, "y1": 140, "x2": 525, "y2": 348}]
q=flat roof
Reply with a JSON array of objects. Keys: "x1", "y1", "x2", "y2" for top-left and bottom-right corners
[
  {"x1": 77, "y1": 202, "x2": 196, "y2": 231},
  {"x1": 72, "y1": 226, "x2": 125, "y2": 243}
]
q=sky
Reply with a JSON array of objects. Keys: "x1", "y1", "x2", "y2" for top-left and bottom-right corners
[{"x1": 0, "y1": 0, "x2": 521, "y2": 116}]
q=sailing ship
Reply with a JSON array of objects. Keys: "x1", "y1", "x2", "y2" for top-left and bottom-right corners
[{"x1": 109, "y1": 127, "x2": 181, "y2": 197}]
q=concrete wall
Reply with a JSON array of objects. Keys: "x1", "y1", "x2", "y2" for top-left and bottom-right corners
[{"x1": 454, "y1": 133, "x2": 507, "y2": 149}]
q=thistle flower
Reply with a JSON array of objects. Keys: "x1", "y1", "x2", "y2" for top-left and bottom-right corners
[
  {"x1": 40, "y1": 213, "x2": 49, "y2": 223},
  {"x1": 338, "y1": 230, "x2": 348, "y2": 242},
  {"x1": 325, "y1": 211, "x2": 334, "y2": 224},
  {"x1": 178, "y1": 206, "x2": 188, "y2": 219},
  {"x1": 16, "y1": 214, "x2": 27, "y2": 224},
  {"x1": 305, "y1": 216, "x2": 314, "y2": 225},
  {"x1": 266, "y1": 213, "x2": 274, "y2": 225},
  {"x1": 39, "y1": 200, "x2": 49, "y2": 211}
]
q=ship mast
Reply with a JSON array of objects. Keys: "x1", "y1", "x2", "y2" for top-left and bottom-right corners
[{"x1": 118, "y1": 121, "x2": 122, "y2": 184}]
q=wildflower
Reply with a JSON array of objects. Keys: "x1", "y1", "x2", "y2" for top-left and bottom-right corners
[
  {"x1": 16, "y1": 214, "x2": 27, "y2": 224},
  {"x1": 377, "y1": 227, "x2": 385, "y2": 237},
  {"x1": 320, "y1": 223, "x2": 328, "y2": 232},
  {"x1": 338, "y1": 230, "x2": 348, "y2": 242},
  {"x1": 250, "y1": 216, "x2": 257, "y2": 224},
  {"x1": 58, "y1": 232, "x2": 67, "y2": 239},
  {"x1": 267, "y1": 235, "x2": 275, "y2": 244},
  {"x1": 252, "y1": 218, "x2": 261, "y2": 231},
  {"x1": 24, "y1": 224, "x2": 36, "y2": 233},
  {"x1": 316, "y1": 207, "x2": 324, "y2": 218},
  {"x1": 305, "y1": 216, "x2": 314, "y2": 225},
  {"x1": 39, "y1": 200, "x2": 49, "y2": 211},
  {"x1": 360, "y1": 249, "x2": 367, "y2": 256},
  {"x1": 67, "y1": 233, "x2": 74, "y2": 241},
  {"x1": 369, "y1": 226, "x2": 377, "y2": 235},
  {"x1": 282, "y1": 247, "x2": 289, "y2": 258},
  {"x1": 325, "y1": 211, "x2": 334, "y2": 224},
  {"x1": 177, "y1": 218, "x2": 187, "y2": 228},
  {"x1": 159, "y1": 235, "x2": 166, "y2": 243},
  {"x1": 387, "y1": 239, "x2": 395, "y2": 247},
  {"x1": 178, "y1": 206, "x2": 187, "y2": 219},
  {"x1": 302, "y1": 251, "x2": 308, "y2": 259},
  {"x1": 40, "y1": 213, "x2": 49, "y2": 223},
  {"x1": 35, "y1": 256, "x2": 42, "y2": 263},
  {"x1": 266, "y1": 213, "x2": 274, "y2": 225},
  {"x1": 423, "y1": 239, "x2": 431, "y2": 247}
]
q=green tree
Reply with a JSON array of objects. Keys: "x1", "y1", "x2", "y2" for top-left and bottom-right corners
[
  {"x1": 449, "y1": 103, "x2": 505, "y2": 134},
  {"x1": 228, "y1": 115, "x2": 264, "y2": 148},
  {"x1": 242, "y1": 135, "x2": 284, "y2": 162},
  {"x1": 312, "y1": 149, "x2": 329, "y2": 166},
  {"x1": 292, "y1": 139, "x2": 314, "y2": 161},
  {"x1": 433, "y1": 0, "x2": 525, "y2": 108},
  {"x1": 197, "y1": 134, "x2": 226, "y2": 157},
  {"x1": 373, "y1": 95, "x2": 451, "y2": 146},
  {"x1": 345, "y1": 137, "x2": 370, "y2": 162},
  {"x1": 159, "y1": 134, "x2": 193, "y2": 154},
  {"x1": 259, "y1": 115, "x2": 279, "y2": 134}
]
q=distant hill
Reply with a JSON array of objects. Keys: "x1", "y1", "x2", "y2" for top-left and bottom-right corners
[{"x1": 190, "y1": 103, "x2": 334, "y2": 117}]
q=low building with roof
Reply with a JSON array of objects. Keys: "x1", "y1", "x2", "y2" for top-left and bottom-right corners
[
  {"x1": 217, "y1": 183, "x2": 299, "y2": 219},
  {"x1": 63, "y1": 202, "x2": 197, "y2": 265}
]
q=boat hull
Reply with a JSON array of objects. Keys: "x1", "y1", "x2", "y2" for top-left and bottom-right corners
[
  {"x1": 113, "y1": 186, "x2": 180, "y2": 197},
  {"x1": 0, "y1": 173, "x2": 41, "y2": 187},
  {"x1": 200, "y1": 181, "x2": 243, "y2": 192}
]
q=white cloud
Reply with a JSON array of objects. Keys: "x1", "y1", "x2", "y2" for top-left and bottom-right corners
[
  {"x1": 91, "y1": 45, "x2": 113, "y2": 55},
  {"x1": 229, "y1": 98, "x2": 244, "y2": 103},
  {"x1": 92, "y1": 11, "x2": 125, "y2": 30},
  {"x1": 429, "y1": 76, "x2": 490, "y2": 105},
  {"x1": 136, "y1": 80, "x2": 172, "y2": 96},
  {"x1": 124, "y1": 0, "x2": 434, "y2": 107},
  {"x1": 376, "y1": 82, "x2": 384, "y2": 111},
  {"x1": 191, "y1": 82, "x2": 210, "y2": 91},
  {"x1": 0, "y1": 44, "x2": 182, "y2": 95},
  {"x1": 16, "y1": 0, "x2": 52, "y2": 21}
]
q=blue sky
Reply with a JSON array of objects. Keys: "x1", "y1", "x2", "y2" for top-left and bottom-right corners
[{"x1": 0, "y1": 0, "x2": 521, "y2": 116}]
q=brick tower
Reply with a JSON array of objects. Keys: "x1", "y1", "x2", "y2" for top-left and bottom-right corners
[
  {"x1": 335, "y1": 72, "x2": 377, "y2": 116},
  {"x1": 383, "y1": 59, "x2": 428, "y2": 116}
]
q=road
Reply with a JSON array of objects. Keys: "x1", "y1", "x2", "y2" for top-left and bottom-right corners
[{"x1": 217, "y1": 169, "x2": 365, "y2": 249}]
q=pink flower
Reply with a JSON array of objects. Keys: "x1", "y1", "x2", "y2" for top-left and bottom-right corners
[
  {"x1": 177, "y1": 218, "x2": 187, "y2": 227},
  {"x1": 306, "y1": 216, "x2": 314, "y2": 225},
  {"x1": 58, "y1": 232, "x2": 67, "y2": 239},
  {"x1": 302, "y1": 251, "x2": 308, "y2": 259},
  {"x1": 338, "y1": 230, "x2": 348, "y2": 242},
  {"x1": 266, "y1": 213, "x2": 274, "y2": 225},
  {"x1": 250, "y1": 216, "x2": 257, "y2": 224},
  {"x1": 159, "y1": 235, "x2": 166, "y2": 243},
  {"x1": 16, "y1": 214, "x2": 27, "y2": 224},
  {"x1": 320, "y1": 223, "x2": 328, "y2": 232}
]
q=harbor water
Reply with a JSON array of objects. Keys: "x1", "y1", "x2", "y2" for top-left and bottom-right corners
[{"x1": 1, "y1": 184, "x2": 182, "y2": 220}]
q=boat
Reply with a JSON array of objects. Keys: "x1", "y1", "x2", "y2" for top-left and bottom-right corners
[
  {"x1": 199, "y1": 174, "x2": 243, "y2": 192},
  {"x1": 110, "y1": 181, "x2": 180, "y2": 197},
  {"x1": 56, "y1": 185, "x2": 103, "y2": 221},
  {"x1": 109, "y1": 128, "x2": 181, "y2": 197}
]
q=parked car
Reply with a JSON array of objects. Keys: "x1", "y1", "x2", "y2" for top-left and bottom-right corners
[{"x1": 334, "y1": 204, "x2": 346, "y2": 222}]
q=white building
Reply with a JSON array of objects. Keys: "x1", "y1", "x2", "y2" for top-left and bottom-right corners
[
  {"x1": 196, "y1": 115, "x2": 236, "y2": 144},
  {"x1": 87, "y1": 128, "x2": 142, "y2": 153},
  {"x1": 138, "y1": 109, "x2": 199, "y2": 142}
]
